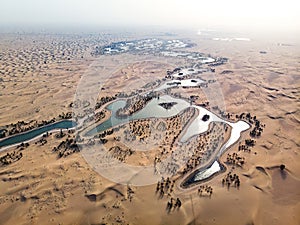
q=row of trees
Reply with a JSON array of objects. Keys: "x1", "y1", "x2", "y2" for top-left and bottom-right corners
[
  {"x1": 0, "y1": 150, "x2": 23, "y2": 166},
  {"x1": 95, "y1": 96, "x2": 116, "y2": 110},
  {"x1": 0, "y1": 109, "x2": 75, "y2": 139}
]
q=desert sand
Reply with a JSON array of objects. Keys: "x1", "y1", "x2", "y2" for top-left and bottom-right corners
[{"x1": 0, "y1": 31, "x2": 299, "y2": 225}]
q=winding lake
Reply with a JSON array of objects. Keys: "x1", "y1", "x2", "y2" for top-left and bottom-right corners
[
  {"x1": 85, "y1": 95, "x2": 190, "y2": 136},
  {"x1": 0, "y1": 91, "x2": 249, "y2": 186},
  {"x1": 0, "y1": 120, "x2": 77, "y2": 148},
  {"x1": 86, "y1": 95, "x2": 249, "y2": 147},
  {"x1": 84, "y1": 94, "x2": 249, "y2": 185}
]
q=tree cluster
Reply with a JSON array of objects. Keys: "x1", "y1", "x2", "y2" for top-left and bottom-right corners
[
  {"x1": 116, "y1": 92, "x2": 157, "y2": 118},
  {"x1": 58, "y1": 112, "x2": 72, "y2": 119},
  {"x1": 222, "y1": 172, "x2": 240, "y2": 189},
  {"x1": 0, "y1": 150, "x2": 23, "y2": 166},
  {"x1": 127, "y1": 185, "x2": 134, "y2": 202},
  {"x1": 198, "y1": 185, "x2": 213, "y2": 197},
  {"x1": 94, "y1": 110, "x2": 106, "y2": 122},
  {"x1": 226, "y1": 153, "x2": 245, "y2": 167},
  {"x1": 95, "y1": 96, "x2": 116, "y2": 110},
  {"x1": 156, "y1": 177, "x2": 175, "y2": 198},
  {"x1": 166, "y1": 197, "x2": 182, "y2": 213},
  {"x1": 108, "y1": 145, "x2": 134, "y2": 162},
  {"x1": 52, "y1": 138, "x2": 80, "y2": 158}
]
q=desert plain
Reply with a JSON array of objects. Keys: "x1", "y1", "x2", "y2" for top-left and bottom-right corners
[{"x1": 0, "y1": 30, "x2": 299, "y2": 225}]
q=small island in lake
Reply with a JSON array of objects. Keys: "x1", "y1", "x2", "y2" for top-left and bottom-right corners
[{"x1": 158, "y1": 102, "x2": 178, "y2": 110}]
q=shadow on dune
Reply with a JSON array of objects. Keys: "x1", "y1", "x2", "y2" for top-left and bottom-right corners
[
  {"x1": 255, "y1": 166, "x2": 269, "y2": 176},
  {"x1": 266, "y1": 165, "x2": 300, "y2": 205},
  {"x1": 85, "y1": 184, "x2": 125, "y2": 202}
]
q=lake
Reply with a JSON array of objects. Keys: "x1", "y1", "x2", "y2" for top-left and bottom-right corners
[{"x1": 0, "y1": 120, "x2": 77, "y2": 148}]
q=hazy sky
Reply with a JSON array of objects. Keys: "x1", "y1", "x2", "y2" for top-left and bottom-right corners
[{"x1": 1, "y1": 0, "x2": 299, "y2": 32}]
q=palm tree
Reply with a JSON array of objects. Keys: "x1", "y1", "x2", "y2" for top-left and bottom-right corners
[{"x1": 280, "y1": 164, "x2": 285, "y2": 171}]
